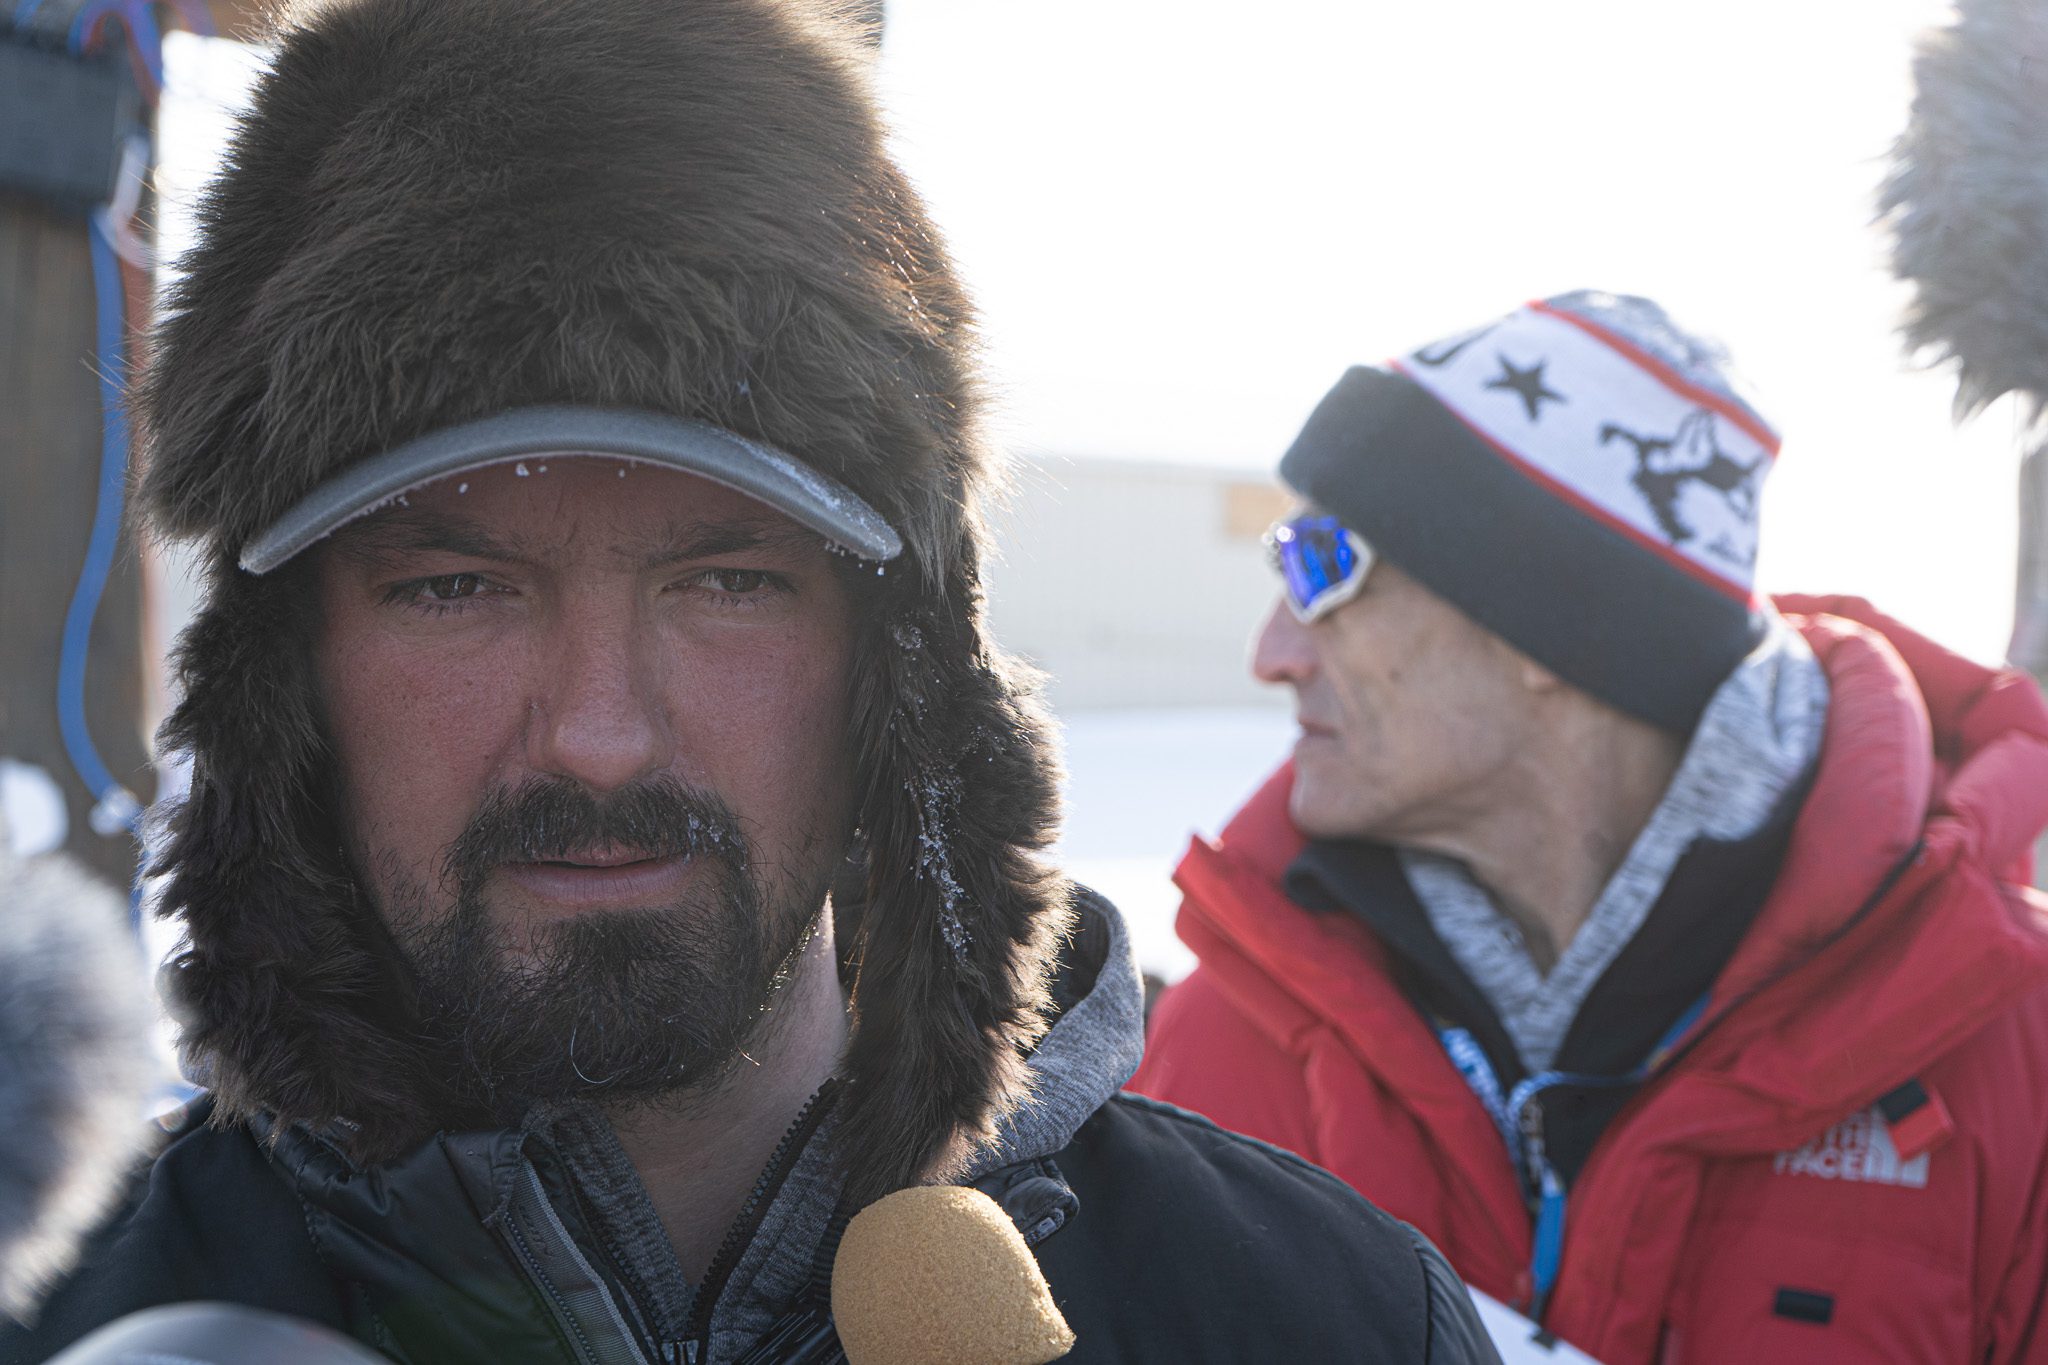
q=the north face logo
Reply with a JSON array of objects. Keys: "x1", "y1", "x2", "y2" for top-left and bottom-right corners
[{"x1": 1772, "y1": 1107, "x2": 1929, "y2": 1189}]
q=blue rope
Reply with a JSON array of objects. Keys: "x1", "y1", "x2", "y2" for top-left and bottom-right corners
[
  {"x1": 117, "y1": 0, "x2": 165, "y2": 88},
  {"x1": 1434, "y1": 992, "x2": 1712, "y2": 1318},
  {"x1": 66, "y1": 0, "x2": 119, "y2": 49},
  {"x1": 58, "y1": 210, "x2": 137, "y2": 822}
]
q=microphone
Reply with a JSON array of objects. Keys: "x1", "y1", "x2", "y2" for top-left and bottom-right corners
[
  {"x1": 1883, "y1": 0, "x2": 2048, "y2": 420},
  {"x1": 831, "y1": 1185, "x2": 1074, "y2": 1365},
  {"x1": 1883, "y1": 0, "x2": 2048, "y2": 672},
  {"x1": 0, "y1": 840, "x2": 383, "y2": 1361},
  {"x1": 0, "y1": 843, "x2": 153, "y2": 1324},
  {"x1": 44, "y1": 1303, "x2": 383, "y2": 1364}
]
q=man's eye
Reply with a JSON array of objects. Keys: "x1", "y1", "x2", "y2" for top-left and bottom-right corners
[
  {"x1": 720, "y1": 568, "x2": 782, "y2": 593},
  {"x1": 422, "y1": 574, "x2": 487, "y2": 600},
  {"x1": 696, "y1": 573, "x2": 774, "y2": 597},
  {"x1": 679, "y1": 567, "x2": 790, "y2": 608},
  {"x1": 382, "y1": 573, "x2": 496, "y2": 611}
]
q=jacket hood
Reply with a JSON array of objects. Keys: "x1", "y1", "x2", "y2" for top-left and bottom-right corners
[
  {"x1": 971, "y1": 888, "x2": 1147, "y2": 1175},
  {"x1": 1692, "y1": 595, "x2": 2048, "y2": 1122},
  {"x1": 140, "y1": 0, "x2": 1071, "y2": 1208}
]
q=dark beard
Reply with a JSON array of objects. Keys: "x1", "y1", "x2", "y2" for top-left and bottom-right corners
[{"x1": 380, "y1": 776, "x2": 825, "y2": 1125}]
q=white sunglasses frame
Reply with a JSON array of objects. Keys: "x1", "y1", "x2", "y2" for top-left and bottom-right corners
[{"x1": 1266, "y1": 521, "x2": 1377, "y2": 624}]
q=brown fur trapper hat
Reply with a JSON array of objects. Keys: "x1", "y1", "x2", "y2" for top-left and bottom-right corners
[{"x1": 139, "y1": 0, "x2": 1071, "y2": 1208}]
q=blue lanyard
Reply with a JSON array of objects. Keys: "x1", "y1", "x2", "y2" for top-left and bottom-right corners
[{"x1": 1434, "y1": 993, "x2": 1709, "y2": 1317}]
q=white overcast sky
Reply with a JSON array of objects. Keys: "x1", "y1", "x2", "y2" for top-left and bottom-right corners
[
  {"x1": 873, "y1": 0, "x2": 2020, "y2": 663},
  {"x1": 163, "y1": 0, "x2": 2020, "y2": 662}
]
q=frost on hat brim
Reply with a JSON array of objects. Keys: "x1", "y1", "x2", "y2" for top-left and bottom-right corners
[{"x1": 237, "y1": 405, "x2": 905, "y2": 574}]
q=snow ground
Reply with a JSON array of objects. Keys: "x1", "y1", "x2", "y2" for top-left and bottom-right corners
[{"x1": 1052, "y1": 707, "x2": 1296, "y2": 984}]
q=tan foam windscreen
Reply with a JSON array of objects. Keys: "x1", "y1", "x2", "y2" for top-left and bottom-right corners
[{"x1": 831, "y1": 1186, "x2": 1076, "y2": 1365}]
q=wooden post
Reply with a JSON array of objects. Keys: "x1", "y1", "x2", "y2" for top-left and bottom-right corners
[
  {"x1": 2012, "y1": 445, "x2": 2048, "y2": 678},
  {"x1": 0, "y1": 189, "x2": 153, "y2": 888}
]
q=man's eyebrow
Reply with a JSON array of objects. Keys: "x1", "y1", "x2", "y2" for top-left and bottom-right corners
[
  {"x1": 329, "y1": 509, "x2": 532, "y2": 565},
  {"x1": 327, "y1": 508, "x2": 821, "y2": 568},
  {"x1": 642, "y1": 518, "x2": 819, "y2": 566}
]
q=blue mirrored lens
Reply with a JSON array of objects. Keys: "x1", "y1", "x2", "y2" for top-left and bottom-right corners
[{"x1": 1272, "y1": 516, "x2": 1358, "y2": 615}]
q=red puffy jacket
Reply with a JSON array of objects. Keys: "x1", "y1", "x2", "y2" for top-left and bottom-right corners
[{"x1": 1132, "y1": 597, "x2": 2048, "y2": 1363}]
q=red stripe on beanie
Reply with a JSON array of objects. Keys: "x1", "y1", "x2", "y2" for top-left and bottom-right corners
[{"x1": 1529, "y1": 299, "x2": 1782, "y2": 456}]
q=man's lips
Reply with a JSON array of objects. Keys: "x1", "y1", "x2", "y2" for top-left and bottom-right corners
[
  {"x1": 538, "y1": 843, "x2": 661, "y2": 869},
  {"x1": 496, "y1": 850, "x2": 692, "y2": 908},
  {"x1": 1296, "y1": 716, "x2": 1338, "y2": 740}
]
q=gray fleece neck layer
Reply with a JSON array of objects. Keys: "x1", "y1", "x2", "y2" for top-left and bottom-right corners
[
  {"x1": 1400, "y1": 619, "x2": 1829, "y2": 1075},
  {"x1": 532, "y1": 891, "x2": 1145, "y2": 1364}
]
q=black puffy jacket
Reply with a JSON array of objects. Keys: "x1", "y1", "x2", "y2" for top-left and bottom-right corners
[{"x1": 5, "y1": 901, "x2": 1496, "y2": 1364}]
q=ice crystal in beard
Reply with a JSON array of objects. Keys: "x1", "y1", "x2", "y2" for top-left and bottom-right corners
[{"x1": 385, "y1": 775, "x2": 819, "y2": 1122}]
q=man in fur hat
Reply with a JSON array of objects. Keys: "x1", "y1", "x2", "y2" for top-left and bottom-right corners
[
  {"x1": 0, "y1": 1, "x2": 1497, "y2": 1362},
  {"x1": 1134, "y1": 292, "x2": 2048, "y2": 1363}
]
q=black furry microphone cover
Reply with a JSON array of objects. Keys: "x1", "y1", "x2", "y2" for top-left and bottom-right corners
[
  {"x1": 1883, "y1": 0, "x2": 2048, "y2": 420},
  {"x1": 0, "y1": 837, "x2": 153, "y2": 1322}
]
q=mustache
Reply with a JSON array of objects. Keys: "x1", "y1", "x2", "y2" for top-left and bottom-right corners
[{"x1": 441, "y1": 776, "x2": 750, "y2": 895}]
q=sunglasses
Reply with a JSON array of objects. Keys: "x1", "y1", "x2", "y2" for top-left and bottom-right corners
[{"x1": 1264, "y1": 514, "x2": 1375, "y2": 623}]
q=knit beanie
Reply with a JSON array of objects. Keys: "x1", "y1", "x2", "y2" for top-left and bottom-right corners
[{"x1": 1279, "y1": 290, "x2": 1777, "y2": 735}]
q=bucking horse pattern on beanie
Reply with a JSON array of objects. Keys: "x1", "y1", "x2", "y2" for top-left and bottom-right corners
[{"x1": 1601, "y1": 410, "x2": 1769, "y2": 560}]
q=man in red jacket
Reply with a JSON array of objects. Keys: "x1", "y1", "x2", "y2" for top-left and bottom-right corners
[{"x1": 1133, "y1": 291, "x2": 2048, "y2": 1363}]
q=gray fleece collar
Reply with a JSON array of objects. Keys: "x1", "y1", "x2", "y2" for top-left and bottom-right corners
[{"x1": 1403, "y1": 616, "x2": 1829, "y2": 1074}]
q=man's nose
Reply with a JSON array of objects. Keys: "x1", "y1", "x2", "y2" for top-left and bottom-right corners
[
  {"x1": 1251, "y1": 597, "x2": 1316, "y2": 687},
  {"x1": 528, "y1": 607, "x2": 674, "y2": 792}
]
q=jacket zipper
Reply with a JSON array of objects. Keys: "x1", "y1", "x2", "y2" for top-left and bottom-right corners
[
  {"x1": 680, "y1": 1080, "x2": 842, "y2": 1356},
  {"x1": 500, "y1": 1156, "x2": 657, "y2": 1365},
  {"x1": 1536, "y1": 842, "x2": 1927, "y2": 1330},
  {"x1": 1180, "y1": 843, "x2": 1535, "y2": 1274}
]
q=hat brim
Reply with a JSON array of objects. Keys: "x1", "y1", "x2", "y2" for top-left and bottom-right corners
[{"x1": 237, "y1": 405, "x2": 905, "y2": 574}]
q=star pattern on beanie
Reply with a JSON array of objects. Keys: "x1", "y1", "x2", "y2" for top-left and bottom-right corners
[{"x1": 1484, "y1": 355, "x2": 1567, "y2": 421}]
